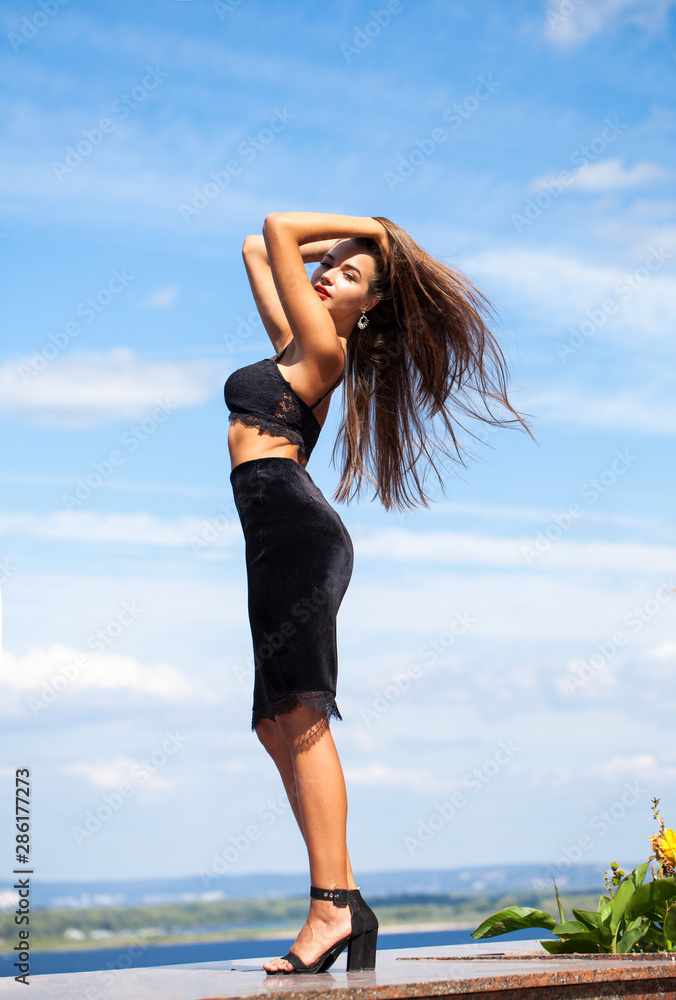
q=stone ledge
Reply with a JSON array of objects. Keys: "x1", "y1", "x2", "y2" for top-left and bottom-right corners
[{"x1": 2, "y1": 939, "x2": 676, "y2": 1000}]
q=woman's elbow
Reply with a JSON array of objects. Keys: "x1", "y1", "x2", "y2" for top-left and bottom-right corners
[
  {"x1": 242, "y1": 234, "x2": 264, "y2": 258},
  {"x1": 262, "y1": 212, "x2": 287, "y2": 237}
]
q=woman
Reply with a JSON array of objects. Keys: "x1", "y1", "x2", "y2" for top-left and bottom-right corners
[{"x1": 224, "y1": 212, "x2": 534, "y2": 975}]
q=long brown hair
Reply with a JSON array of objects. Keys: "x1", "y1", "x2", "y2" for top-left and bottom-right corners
[{"x1": 332, "y1": 217, "x2": 537, "y2": 511}]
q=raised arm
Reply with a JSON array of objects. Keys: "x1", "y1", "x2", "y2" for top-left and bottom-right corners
[
  {"x1": 262, "y1": 212, "x2": 388, "y2": 360},
  {"x1": 242, "y1": 235, "x2": 341, "y2": 354}
]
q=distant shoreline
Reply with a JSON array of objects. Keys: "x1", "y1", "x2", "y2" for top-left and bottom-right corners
[
  {"x1": 1, "y1": 920, "x2": 480, "y2": 954},
  {"x1": 380, "y1": 921, "x2": 476, "y2": 934}
]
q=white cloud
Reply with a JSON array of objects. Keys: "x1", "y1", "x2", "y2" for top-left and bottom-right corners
[
  {"x1": 593, "y1": 211, "x2": 676, "y2": 259},
  {"x1": 62, "y1": 757, "x2": 174, "y2": 793},
  {"x1": 62, "y1": 757, "x2": 143, "y2": 789},
  {"x1": 139, "y1": 286, "x2": 178, "y2": 309},
  {"x1": 543, "y1": 0, "x2": 676, "y2": 48},
  {"x1": 2, "y1": 504, "x2": 675, "y2": 586},
  {"x1": 519, "y1": 383, "x2": 676, "y2": 434},
  {"x1": 344, "y1": 763, "x2": 456, "y2": 792},
  {"x1": 571, "y1": 159, "x2": 673, "y2": 192},
  {"x1": 354, "y1": 526, "x2": 676, "y2": 574},
  {"x1": 0, "y1": 349, "x2": 222, "y2": 427},
  {"x1": 411, "y1": 500, "x2": 667, "y2": 536},
  {"x1": 467, "y1": 246, "x2": 676, "y2": 347},
  {"x1": 2, "y1": 508, "x2": 675, "y2": 575},
  {"x1": 0, "y1": 642, "x2": 217, "y2": 710},
  {"x1": 588, "y1": 753, "x2": 676, "y2": 782},
  {"x1": 532, "y1": 158, "x2": 673, "y2": 193},
  {"x1": 0, "y1": 509, "x2": 240, "y2": 549},
  {"x1": 0, "y1": 471, "x2": 226, "y2": 500},
  {"x1": 649, "y1": 641, "x2": 676, "y2": 661}
]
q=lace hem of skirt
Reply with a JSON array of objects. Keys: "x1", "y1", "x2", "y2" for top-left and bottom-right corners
[{"x1": 252, "y1": 690, "x2": 342, "y2": 750}]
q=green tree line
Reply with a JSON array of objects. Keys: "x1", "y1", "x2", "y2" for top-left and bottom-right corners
[{"x1": 0, "y1": 890, "x2": 600, "y2": 952}]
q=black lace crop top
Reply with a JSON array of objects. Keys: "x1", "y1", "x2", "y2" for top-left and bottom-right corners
[{"x1": 223, "y1": 340, "x2": 346, "y2": 463}]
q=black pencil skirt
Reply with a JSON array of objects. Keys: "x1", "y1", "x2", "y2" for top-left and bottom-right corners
[{"x1": 230, "y1": 457, "x2": 354, "y2": 731}]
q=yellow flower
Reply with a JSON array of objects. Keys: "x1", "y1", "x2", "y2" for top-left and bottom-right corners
[
  {"x1": 661, "y1": 829, "x2": 676, "y2": 866},
  {"x1": 650, "y1": 827, "x2": 676, "y2": 876}
]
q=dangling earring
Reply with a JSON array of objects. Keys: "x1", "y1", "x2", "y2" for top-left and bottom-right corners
[{"x1": 357, "y1": 307, "x2": 369, "y2": 330}]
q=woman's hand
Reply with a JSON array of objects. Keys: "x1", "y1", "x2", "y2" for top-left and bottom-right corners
[{"x1": 370, "y1": 218, "x2": 390, "y2": 256}]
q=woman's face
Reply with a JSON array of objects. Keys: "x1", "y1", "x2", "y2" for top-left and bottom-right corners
[{"x1": 310, "y1": 239, "x2": 378, "y2": 324}]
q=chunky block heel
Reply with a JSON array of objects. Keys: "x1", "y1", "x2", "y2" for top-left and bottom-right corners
[
  {"x1": 349, "y1": 924, "x2": 378, "y2": 971},
  {"x1": 346, "y1": 888, "x2": 378, "y2": 971}
]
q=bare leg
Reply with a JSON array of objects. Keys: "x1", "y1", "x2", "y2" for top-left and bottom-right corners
[
  {"x1": 256, "y1": 717, "x2": 359, "y2": 886},
  {"x1": 255, "y1": 718, "x2": 305, "y2": 833},
  {"x1": 256, "y1": 707, "x2": 357, "y2": 973}
]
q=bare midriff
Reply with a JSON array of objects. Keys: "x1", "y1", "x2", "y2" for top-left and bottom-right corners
[
  {"x1": 227, "y1": 346, "x2": 339, "y2": 472},
  {"x1": 228, "y1": 421, "x2": 309, "y2": 471}
]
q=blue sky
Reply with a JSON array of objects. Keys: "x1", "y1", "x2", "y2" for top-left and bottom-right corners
[{"x1": 1, "y1": 0, "x2": 675, "y2": 888}]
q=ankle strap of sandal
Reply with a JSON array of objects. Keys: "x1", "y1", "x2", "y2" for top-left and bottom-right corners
[{"x1": 310, "y1": 886, "x2": 348, "y2": 905}]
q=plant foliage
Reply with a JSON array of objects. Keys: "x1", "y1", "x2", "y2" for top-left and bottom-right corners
[{"x1": 472, "y1": 798, "x2": 676, "y2": 954}]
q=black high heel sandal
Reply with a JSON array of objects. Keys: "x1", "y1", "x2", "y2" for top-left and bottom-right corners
[
  {"x1": 346, "y1": 887, "x2": 378, "y2": 971},
  {"x1": 265, "y1": 886, "x2": 366, "y2": 975}
]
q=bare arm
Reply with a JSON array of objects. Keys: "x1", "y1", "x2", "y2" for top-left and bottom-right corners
[
  {"x1": 261, "y1": 212, "x2": 388, "y2": 360},
  {"x1": 245, "y1": 235, "x2": 341, "y2": 264},
  {"x1": 241, "y1": 236, "x2": 342, "y2": 353}
]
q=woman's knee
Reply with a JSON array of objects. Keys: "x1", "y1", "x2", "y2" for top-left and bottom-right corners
[
  {"x1": 275, "y1": 707, "x2": 330, "y2": 754},
  {"x1": 255, "y1": 717, "x2": 283, "y2": 755}
]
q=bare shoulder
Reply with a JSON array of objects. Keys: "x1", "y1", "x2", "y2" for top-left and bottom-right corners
[{"x1": 279, "y1": 335, "x2": 346, "y2": 389}]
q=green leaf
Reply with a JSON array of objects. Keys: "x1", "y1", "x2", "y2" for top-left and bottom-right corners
[
  {"x1": 607, "y1": 865, "x2": 655, "y2": 934},
  {"x1": 615, "y1": 917, "x2": 650, "y2": 953},
  {"x1": 634, "y1": 861, "x2": 650, "y2": 885},
  {"x1": 663, "y1": 905, "x2": 676, "y2": 946},
  {"x1": 571, "y1": 908, "x2": 613, "y2": 946},
  {"x1": 598, "y1": 895, "x2": 612, "y2": 922},
  {"x1": 625, "y1": 878, "x2": 676, "y2": 923},
  {"x1": 553, "y1": 878, "x2": 565, "y2": 924},
  {"x1": 641, "y1": 928, "x2": 669, "y2": 952},
  {"x1": 632, "y1": 862, "x2": 650, "y2": 887},
  {"x1": 472, "y1": 906, "x2": 557, "y2": 939},
  {"x1": 572, "y1": 908, "x2": 603, "y2": 931},
  {"x1": 553, "y1": 919, "x2": 594, "y2": 938},
  {"x1": 539, "y1": 938, "x2": 602, "y2": 954}
]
